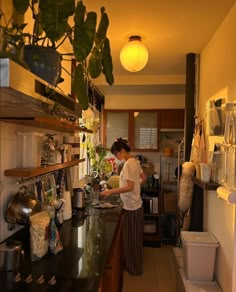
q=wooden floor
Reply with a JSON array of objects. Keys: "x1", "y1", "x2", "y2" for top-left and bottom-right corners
[{"x1": 122, "y1": 246, "x2": 176, "y2": 292}]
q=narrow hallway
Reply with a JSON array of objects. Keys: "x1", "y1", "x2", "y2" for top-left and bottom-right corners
[{"x1": 123, "y1": 246, "x2": 176, "y2": 292}]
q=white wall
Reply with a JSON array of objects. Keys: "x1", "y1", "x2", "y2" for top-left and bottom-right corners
[
  {"x1": 199, "y1": 4, "x2": 236, "y2": 292},
  {"x1": 103, "y1": 74, "x2": 185, "y2": 109},
  {"x1": 105, "y1": 94, "x2": 185, "y2": 109}
]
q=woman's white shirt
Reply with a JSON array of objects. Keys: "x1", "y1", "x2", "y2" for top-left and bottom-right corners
[{"x1": 119, "y1": 157, "x2": 143, "y2": 210}]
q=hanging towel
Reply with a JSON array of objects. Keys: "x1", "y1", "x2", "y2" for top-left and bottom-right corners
[
  {"x1": 199, "y1": 122, "x2": 207, "y2": 163},
  {"x1": 190, "y1": 125, "x2": 201, "y2": 163},
  {"x1": 210, "y1": 100, "x2": 221, "y2": 135},
  {"x1": 59, "y1": 169, "x2": 66, "y2": 197}
]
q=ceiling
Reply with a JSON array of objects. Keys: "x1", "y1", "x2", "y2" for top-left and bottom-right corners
[{"x1": 83, "y1": 0, "x2": 236, "y2": 96}]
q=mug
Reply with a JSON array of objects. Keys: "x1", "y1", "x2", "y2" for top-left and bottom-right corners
[{"x1": 200, "y1": 163, "x2": 211, "y2": 183}]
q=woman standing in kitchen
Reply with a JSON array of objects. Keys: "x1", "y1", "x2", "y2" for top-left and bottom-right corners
[{"x1": 100, "y1": 138, "x2": 147, "y2": 276}]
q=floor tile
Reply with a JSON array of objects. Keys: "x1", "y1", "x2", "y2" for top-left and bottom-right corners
[
  {"x1": 123, "y1": 246, "x2": 176, "y2": 292},
  {"x1": 155, "y1": 246, "x2": 176, "y2": 292}
]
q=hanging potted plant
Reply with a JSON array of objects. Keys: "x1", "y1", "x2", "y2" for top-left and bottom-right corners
[{"x1": 0, "y1": 0, "x2": 114, "y2": 110}]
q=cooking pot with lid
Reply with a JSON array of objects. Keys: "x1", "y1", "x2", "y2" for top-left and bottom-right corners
[
  {"x1": 72, "y1": 188, "x2": 85, "y2": 209},
  {"x1": 0, "y1": 240, "x2": 24, "y2": 271}
]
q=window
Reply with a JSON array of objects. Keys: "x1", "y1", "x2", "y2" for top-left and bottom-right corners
[
  {"x1": 134, "y1": 112, "x2": 158, "y2": 149},
  {"x1": 105, "y1": 111, "x2": 129, "y2": 148},
  {"x1": 104, "y1": 110, "x2": 159, "y2": 151}
]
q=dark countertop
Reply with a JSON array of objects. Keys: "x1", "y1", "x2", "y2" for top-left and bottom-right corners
[{"x1": 0, "y1": 202, "x2": 122, "y2": 292}]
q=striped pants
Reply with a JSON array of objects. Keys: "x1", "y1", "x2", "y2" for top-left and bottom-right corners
[{"x1": 122, "y1": 207, "x2": 144, "y2": 276}]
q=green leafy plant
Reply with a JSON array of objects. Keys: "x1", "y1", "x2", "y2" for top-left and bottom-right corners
[
  {"x1": 87, "y1": 143, "x2": 109, "y2": 177},
  {"x1": 0, "y1": 0, "x2": 114, "y2": 110}
]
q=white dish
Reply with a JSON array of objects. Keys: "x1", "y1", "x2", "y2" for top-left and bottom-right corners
[{"x1": 93, "y1": 202, "x2": 116, "y2": 209}]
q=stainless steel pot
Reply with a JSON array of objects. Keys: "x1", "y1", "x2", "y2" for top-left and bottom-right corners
[
  {"x1": 72, "y1": 188, "x2": 85, "y2": 209},
  {"x1": 0, "y1": 240, "x2": 24, "y2": 271},
  {"x1": 6, "y1": 186, "x2": 40, "y2": 225}
]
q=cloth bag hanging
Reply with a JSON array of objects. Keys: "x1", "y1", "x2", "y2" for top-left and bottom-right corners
[{"x1": 199, "y1": 122, "x2": 207, "y2": 163}]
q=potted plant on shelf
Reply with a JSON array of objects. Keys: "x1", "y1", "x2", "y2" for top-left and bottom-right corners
[{"x1": 0, "y1": 0, "x2": 114, "y2": 110}]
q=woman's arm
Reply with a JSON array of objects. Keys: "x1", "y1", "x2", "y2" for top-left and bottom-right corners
[
  {"x1": 100, "y1": 180, "x2": 134, "y2": 198},
  {"x1": 140, "y1": 172, "x2": 147, "y2": 185}
]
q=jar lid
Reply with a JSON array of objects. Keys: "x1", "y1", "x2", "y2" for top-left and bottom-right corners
[
  {"x1": 0, "y1": 240, "x2": 22, "y2": 252},
  {"x1": 181, "y1": 231, "x2": 219, "y2": 244}
]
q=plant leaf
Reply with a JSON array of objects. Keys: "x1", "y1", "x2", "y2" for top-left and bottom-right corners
[
  {"x1": 88, "y1": 47, "x2": 102, "y2": 79},
  {"x1": 12, "y1": 0, "x2": 29, "y2": 14},
  {"x1": 95, "y1": 7, "x2": 109, "y2": 46},
  {"x1": 102, "y1": 38, "x2": 114, "y2": 85},
  {"x1": 39, "y1": 0, "x2": 75, "y2": 42},
  {"x1": 72, "y1": 64, "x2": 89, "y2": 110},
  {"x1": 73, "y1": 3, "x2": 97, "y2": 62}
]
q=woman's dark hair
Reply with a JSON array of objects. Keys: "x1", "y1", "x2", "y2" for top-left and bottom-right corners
[{"x1": 111, "y1": 138, "x2": 131, "y2": 154}]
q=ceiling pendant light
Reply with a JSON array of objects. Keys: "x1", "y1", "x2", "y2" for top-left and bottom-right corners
[{"x1": 120, "y1": 35, "x2": 149, "y2": 72}]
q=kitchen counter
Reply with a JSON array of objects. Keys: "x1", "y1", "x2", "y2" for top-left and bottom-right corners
[{"x1": 0, "y1": 201, "x2": 123, "y2": 292}]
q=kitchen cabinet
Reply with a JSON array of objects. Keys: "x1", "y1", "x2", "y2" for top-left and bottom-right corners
[
  {"x1": 159, "y1": 109, "x2": 185, "y2": 130},
  {"x1": 104, "y1": 110, "x2": 159, "y2": 151},
  {"x1": 0, "y1": 206, "x2": 123, "y2": 292},
  {"x1": 134, "y1": 112, "x2": 158, "y2": 150},
  {"x1": 103, "y1": 109, "x2": 184, "y2": 151},
  {"x1": 104, "y1": 111, "x2": 129, "y2": 148},
  {"x1": 100, "y1": 214, "x2": 124, "y2": 292}
]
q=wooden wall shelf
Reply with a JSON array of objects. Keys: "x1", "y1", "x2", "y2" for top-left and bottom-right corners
[
  {"x1": 193, "y1": 177, "x2": 220, "y2": 190},
  {"x1": 4, "y1": 158, "x2": 85, "y2": 178},
  {"x1": 0, "y1": 117, "x2": 93, "y2": 134}
]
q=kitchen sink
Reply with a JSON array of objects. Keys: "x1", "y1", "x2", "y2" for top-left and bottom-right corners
[{"x1": 102, "y1": 194, "x2": 121, "y2": 205}]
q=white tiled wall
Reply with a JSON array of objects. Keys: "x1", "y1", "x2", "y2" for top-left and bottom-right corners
[
  {"x1": 0, "y1": 122, "x2": 65, "y2": 242},
  {"x1": 0, "y1": 122, "x2": 25, "y2": 242}
]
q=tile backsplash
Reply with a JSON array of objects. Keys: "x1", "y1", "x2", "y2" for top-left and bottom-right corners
[
  {"x1": 0, "y1": 122, "x2": 23, "y2": 241},
  {"x1": 0, "y1": 122, "x2": 64, "y2": 242}
]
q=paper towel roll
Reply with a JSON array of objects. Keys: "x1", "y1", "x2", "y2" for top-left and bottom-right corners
[
  {"x1": 70, "y1": 165, "x2": 80, "y2": 189},
  {"x1": 216, "y1": 186, "x2": 236, "y2": 204},
  {"x1": 63, "y1": 191, "x2": 72, "y2": 220}
]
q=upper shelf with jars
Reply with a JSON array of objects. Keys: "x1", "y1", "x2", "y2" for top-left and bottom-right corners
[
  {"x1": 4, "y1": 159, "x2": 86, "y2": 178},
  {"x1": 4, "y1": 130, "x2": 88, "y2": 178},
  {"x1": 0, "y1": 117, "x2": 93, "y2": 134}
]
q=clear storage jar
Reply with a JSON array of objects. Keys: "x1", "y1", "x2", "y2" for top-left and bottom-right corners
[{"x1": 17, "y1": 132, "x2": 43, "y2": 168}]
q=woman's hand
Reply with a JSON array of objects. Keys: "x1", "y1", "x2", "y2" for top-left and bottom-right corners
[{"x1": 100, "y1": 189, "x2": 113, "y2": 198}]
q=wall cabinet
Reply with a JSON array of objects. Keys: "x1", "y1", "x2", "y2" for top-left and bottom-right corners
[
  {"x1": 159, "y1": 109, "x2": 185, "y2": 130},
  {"x1": 103, "y1": 110, "x2": 159, "y2": 151},
  {"x1": 103, "y1": 109, "x2": 184, "y2": 151},
  {"x1": 105, "y1": 111, "x2": 129, "y2": 148}
]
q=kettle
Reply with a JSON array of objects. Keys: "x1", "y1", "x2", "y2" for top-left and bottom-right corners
[
  {"x1": 6, "y1": 186, "x2": 40, "y2": 227},
  {"x1": 72, "y1": 188, "x2": 85, "y2": 209},
  {"x1": 0, "y1": 240, "x2": 24, "y2": 271}
]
